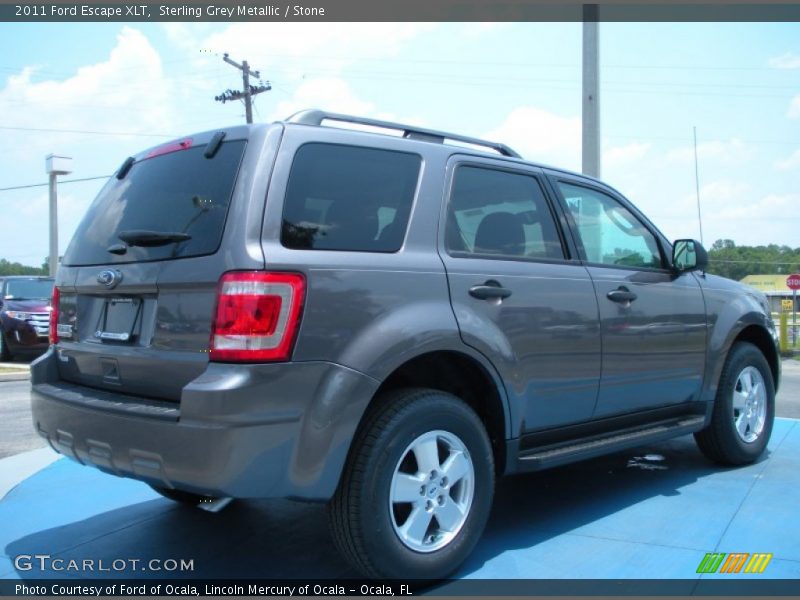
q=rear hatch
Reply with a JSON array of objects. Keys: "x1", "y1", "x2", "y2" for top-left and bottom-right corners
[{"x1": 53, "y1": 128, "x2": 265, "y2": 402}]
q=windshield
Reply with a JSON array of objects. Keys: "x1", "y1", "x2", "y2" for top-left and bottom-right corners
[
  {"x1": 4, "y1": 279, "x2": 54, "y2": 300},
  {"x1": 62, "y1": 140, "x2": 246, "y2": 266}
]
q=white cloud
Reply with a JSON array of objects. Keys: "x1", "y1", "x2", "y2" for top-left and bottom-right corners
[
  {"x1": 712, "y1": 192, "x2": 799, "y2": 221},
  {"x1": 768, "y1": 52, "x2": 800, "y2": 69},
  {"x1": 666, "y1": 138, "x2": 750, "y2": 164},
  {"x1": 483, "y1": 106, "x2": 580, "y2": 169},
  {"x1": 603, "y1": 142, "x2": 651, "y2": 168},
  {"x1": 269, "y1": 77, "x2": 375, "y2": 121},
  {"x1": 788, "y1": 94, "x2": 800, "y2": 119},
  {"x1": 199, "y1": 23, "x2": 435, "y2": 76},
  {"x1": 775, "y1": 148, "x2": 800, "y2": 170},
  {"x1": 0, "y1": 27, "x2": 174, "y2": 158},
  {"x1": 460, "y1": 23, "x2": 511, "y2": 37}
]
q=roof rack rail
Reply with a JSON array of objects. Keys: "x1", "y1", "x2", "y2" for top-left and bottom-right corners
[{"x1": 286, "y1": 109, "x2": 521, "y2": 159}]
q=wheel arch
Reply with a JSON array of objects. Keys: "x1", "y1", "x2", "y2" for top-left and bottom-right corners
[
  {"x1": 362, "y1": 349, "x2": 510, "y2": 476},
  {"x1": 733, "y1": 325, "x2": 779, "y2": 391},
  {"x1": 705, "y1": 308, "x2": 780, "y2": 403}
]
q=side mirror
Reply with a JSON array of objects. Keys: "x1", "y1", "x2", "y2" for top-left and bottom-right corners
[{"x1": 672, "y1": 239, "x2": 708, "y2": 272}]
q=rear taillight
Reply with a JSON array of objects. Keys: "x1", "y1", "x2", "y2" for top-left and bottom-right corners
[
  {"x1": 49, "y1": 286, "x2": 60, "y2": 345},
  {"x1": 210, "y1": 272, "x2": 305, "y2": 362}
]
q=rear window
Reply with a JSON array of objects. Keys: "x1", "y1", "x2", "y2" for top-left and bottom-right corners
[
  {"x1": 62, "y1": 140, "x2": 245, "y2": 266},
  {"x1": 281, "y1": 143, "x2": 421, "y2": 252}
]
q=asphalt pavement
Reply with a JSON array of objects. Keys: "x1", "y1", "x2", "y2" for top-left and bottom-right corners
[{"x1": 0, "y1": 379, "x2": 45, "y2": 459}]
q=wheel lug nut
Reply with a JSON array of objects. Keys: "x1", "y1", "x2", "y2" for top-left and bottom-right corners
[
  {"x1": 437, "y1": 496, "x2": 445, "y2": 505},
  {"x1": 419, "y1": 486, "x2": 425, "y2": 496}
]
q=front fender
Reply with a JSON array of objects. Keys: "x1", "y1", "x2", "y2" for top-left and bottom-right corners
[{"x1": 701, "y1": 277, "x2": 776, "y2": 402}]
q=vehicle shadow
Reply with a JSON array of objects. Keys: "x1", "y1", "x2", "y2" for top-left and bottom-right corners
[{"x1": 4, "y1": 435, "x2": 765, "y2": 580}]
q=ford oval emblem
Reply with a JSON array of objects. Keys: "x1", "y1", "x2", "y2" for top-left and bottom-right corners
[{"x1": 97, "y1": 269, "x2": 122, "y2": 289}]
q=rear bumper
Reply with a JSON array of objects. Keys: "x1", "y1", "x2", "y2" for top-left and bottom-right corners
[{"x1": 30, "y1": 349, "x2": 379, "y2": 500}]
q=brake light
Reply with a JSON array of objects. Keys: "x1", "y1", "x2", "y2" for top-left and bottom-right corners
[
  {"x1": 49, "y1": 286, "x2": 60, "y2": 345},
  {"x1": 146, "y1": 138, "x2": 193, "y2": 159},
  {"x1": 210, "y1": 272, "x2": 305, "y2": 362}
]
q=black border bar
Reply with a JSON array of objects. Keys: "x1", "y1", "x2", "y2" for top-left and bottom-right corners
[
  {"x1": 2, "y1": 579, "x2": 800, "y2": 596},
  {"x1": 4, "y1": 2, "x2": 800, "y2": 22}
]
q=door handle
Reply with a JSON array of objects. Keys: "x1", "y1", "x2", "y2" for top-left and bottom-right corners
[
  {"x1": 607, "y1": 286, "x2": 637, "y2": 304},
  {"x1": 469, "y1": 280, "x2": 512, "y2": 300}
]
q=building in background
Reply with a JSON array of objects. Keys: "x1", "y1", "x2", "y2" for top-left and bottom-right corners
[{"x1": 740, "y1": 275, "x2": 797, "y2": 314}]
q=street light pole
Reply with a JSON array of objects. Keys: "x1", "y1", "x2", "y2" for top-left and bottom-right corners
[
  {"x1": 45, "y1": 154, "x2": 72, "y2": 277},
  {"x1": 582, "y1": 4, "x2": 600, "y2": 178}
]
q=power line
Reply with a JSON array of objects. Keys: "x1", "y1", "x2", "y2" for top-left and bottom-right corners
[
  {"x1": 214, "y1": 53, "x2": 271, "y2": 124},
  {"x1": 0, "y1": 175, "x2": 109, "y2": 192},
  {"x1": 0, "y1": 125, "x2": 176, "y2": 138},
  {"x1": 711, "y1": 259, "x2": 800, "y2": 264}
]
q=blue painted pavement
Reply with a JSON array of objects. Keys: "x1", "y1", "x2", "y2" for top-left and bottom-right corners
[{"x1": 1, "y1": 419, "x2": 798, "y2": 584}]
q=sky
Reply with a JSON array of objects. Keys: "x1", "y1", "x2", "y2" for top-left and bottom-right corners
[{"x1": 0, "y1": 20, "x2": 798, "y2": 267}]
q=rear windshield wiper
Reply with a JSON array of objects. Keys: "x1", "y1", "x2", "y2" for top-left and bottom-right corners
[{"x1": 118, "y1": 230, "x2": 192, "y2": 247}]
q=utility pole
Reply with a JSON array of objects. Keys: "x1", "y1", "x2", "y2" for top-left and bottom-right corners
[
  {"x1": 582, "y1": 4, "x2": 600, "y2": 178},
  {"x1": 214, "y1": 53, "x2": 271, "y2": 124},
  {"x1": 45, "y1": 154, "x2": 72, "y2": 277},
  {"x1": 693, "y1": 126, "x2": 704, "y2": 245}
]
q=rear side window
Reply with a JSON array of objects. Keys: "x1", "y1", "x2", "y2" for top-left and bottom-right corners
[
  {"x1": 446, "y1": 166, "x2": 564, "y2": 261},
  {"x1": 281, "y1": 143, "x2": 421, "y2": 252},
  {"x1": 62, "y1": 140, "x2": 245, "y2": 266}
]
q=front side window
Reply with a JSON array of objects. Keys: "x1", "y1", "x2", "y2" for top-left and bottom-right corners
[
  {"x1": 281, "y1": 143, "x2": 421, "y2": 252},
  {"x1": 558, "y1": 182, "x2": 663, "y2": 269},
  {"x1": 446, "y1": 166, "x2": 564, "y2": 261}
]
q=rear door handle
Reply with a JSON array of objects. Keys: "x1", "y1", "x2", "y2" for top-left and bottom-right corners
[
  {"x1": 469, "y1": 281, "x2": 512, "y2": 300},
  {"x1": 607, "y1": 286, "x2": 637, "y2": 304}
]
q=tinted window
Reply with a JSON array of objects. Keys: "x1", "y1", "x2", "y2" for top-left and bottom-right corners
[
  {"x1": 558, "y1": 182, "x2": 663, "y2": 269},
  {"x1": 446, "y1": 166, "x2": 563, "y2": 260},
  {"x1": 281, "y1": 144, "x2": 421, "y2": 252},
  {"x1": 3, "y1": 279, "x2": 53, "y2": 300},
  {"x1": 62, "y1": 141, "x2": 245, "y2": 266}
]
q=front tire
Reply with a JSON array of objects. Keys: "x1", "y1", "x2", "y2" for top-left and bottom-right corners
[
  {"x1": 328, "y1": 388, "x2": 494, "y2": 579},
  {"x1": 695, "y1": 342, "x2": 775, "y2": 465},
  {"x1": 0, "y1": 331, "x2": 13, "y2": 362}
]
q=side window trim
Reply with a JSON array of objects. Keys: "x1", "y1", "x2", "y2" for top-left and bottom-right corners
[
  {"x1": 442, "y1": 157, "x2": 571, "y2": 264},
  {"x1": 546, "y1": 173, "x2": 671, "y2": 272}
]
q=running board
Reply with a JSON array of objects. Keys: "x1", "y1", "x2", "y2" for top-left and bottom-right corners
[{"x1": 516, "y1": 415, "x2": 706, "y2": 471}]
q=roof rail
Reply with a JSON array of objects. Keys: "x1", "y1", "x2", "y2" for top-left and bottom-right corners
[{"x1": 286, "y1": 109, "x2": 521, "y2": 158}]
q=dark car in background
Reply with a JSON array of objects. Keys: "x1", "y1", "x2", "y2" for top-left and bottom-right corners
[{"x1": 0, "y1": 276, "x2": 54, "y2": 361}]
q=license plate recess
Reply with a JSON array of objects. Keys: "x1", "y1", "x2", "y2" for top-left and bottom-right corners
[{"x1": 95, "y1": 297, "x2": 141, "y2": 342}]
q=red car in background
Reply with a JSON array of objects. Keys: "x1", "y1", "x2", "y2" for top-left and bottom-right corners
[{"x1": 0, "y1": 276, "x2": 54, "y2": 361}]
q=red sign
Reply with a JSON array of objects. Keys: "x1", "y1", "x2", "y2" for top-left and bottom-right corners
[{"x1": 787, "y1": 274, "x2": 800, "y2": 291}]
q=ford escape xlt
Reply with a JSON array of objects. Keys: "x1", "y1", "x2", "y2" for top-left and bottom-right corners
[{"x1": 31, "y1": 110, "x2": 779, "y2": 579}]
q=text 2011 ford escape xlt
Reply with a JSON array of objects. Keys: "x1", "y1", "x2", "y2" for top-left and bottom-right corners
[{"x1": 31, "y1": 110, "x2": 780, "y2": 579}]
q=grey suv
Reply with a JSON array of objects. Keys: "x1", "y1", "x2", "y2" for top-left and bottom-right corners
[{"x1": 31, "y1": 110, "x2": 780, "y2": 579}]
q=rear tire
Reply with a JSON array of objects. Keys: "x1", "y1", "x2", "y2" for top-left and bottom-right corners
[
  {"x1": 149, "y1": 485, "x2": 215, "y2": 506},
  {"x1": 328, "y1": 388, "x2": 494, "y2": 579},
  {"x1": 694, "y1": 342, "x2": 775, "y2": 465}
]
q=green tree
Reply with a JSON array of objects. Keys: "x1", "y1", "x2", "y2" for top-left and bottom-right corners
[
  {"x1": 0, "y1": 258, "x2": 48, "y2": 276},
  {"x1": 706, "y1": 240, "x2": 800, "y2": 280}
]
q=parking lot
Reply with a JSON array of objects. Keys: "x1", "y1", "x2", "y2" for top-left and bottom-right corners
[{"x1": 1, "y1": 358, "x2": 799, "y2": 587}]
